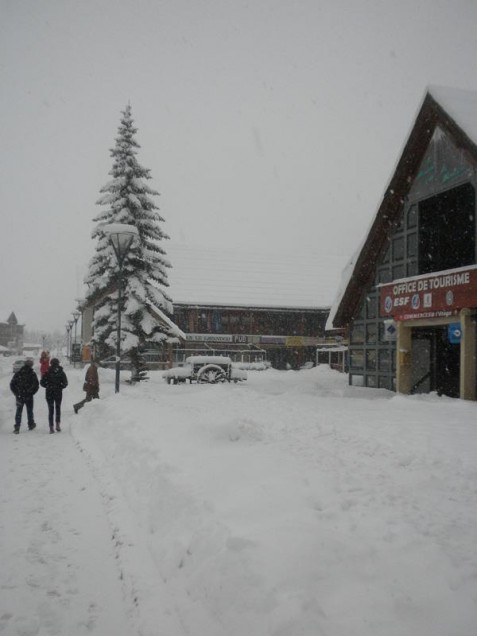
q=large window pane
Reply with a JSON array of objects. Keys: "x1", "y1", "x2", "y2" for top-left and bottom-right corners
[
  {"x1": 350, "y1": 349, "x2": 364, "y2": 370},
  {"x1": 393, "y1": 236, "x2": 405, "y2": 260},
  {"x1": 366, "y1": 296, "x2": 377, "y2": 320},
  {"x1": 366, "y1": 323, "x2": 377, "y2": 343},
  {"x1": 351, "y1": 325, "x2": 365, "y2": 344},
  {"x1": 419, "y1": 183, "x2": 475, "y2": 274},
  {"x1": 366, "y1": 350, "x2": 377, "y2": 370},
  {"x1": 379, "y1": 349, "x2": 391, "y2": 371}
]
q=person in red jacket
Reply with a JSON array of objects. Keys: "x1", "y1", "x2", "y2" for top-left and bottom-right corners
[{"x1": 39, "y1": 350, "x2": 50, "y2": 377}]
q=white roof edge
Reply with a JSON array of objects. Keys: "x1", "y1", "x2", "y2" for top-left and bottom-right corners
[
  {"x1": 146, "y1": 301, "x2": 186, "y2": 339},
  {"x1": 173, "y1": 301, "x2": 330, "y2": 311}
]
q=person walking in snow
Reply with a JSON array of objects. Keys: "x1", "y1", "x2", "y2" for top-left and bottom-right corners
[
  {"x1": 40, "y1": 358, "x2": 68, "y2": 433},
  {"x1": 39, "y1": 350, "x2": 50, "y2": 377},
  {"x1": 73, "y1": 360, "x2": 99, "y2": 414},
  {"x1": 10, "y1": 359, "x2": 39, "y2": 434}
]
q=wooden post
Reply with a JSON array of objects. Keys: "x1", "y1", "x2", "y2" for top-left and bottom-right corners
[
  {"x1": 396, "y1": 321, "x2": 412, "y2": 394},
  {"x1": 460, "y1": 308, "x2": 476, "y2": 400}
]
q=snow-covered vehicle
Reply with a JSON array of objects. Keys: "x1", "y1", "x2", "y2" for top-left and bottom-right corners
[{"x1": 163, "y1": 356, "x2": 247, "y2": 385}]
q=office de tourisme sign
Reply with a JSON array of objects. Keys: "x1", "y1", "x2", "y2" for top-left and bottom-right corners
[{"x1": 379, "y1": 265, "x2": 477, "y2": 320}]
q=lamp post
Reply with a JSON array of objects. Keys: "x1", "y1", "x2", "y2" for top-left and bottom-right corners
[
  {"x1": 65, "y1": 323, "x2": 71, "y2": 360},
  {"x1": 102, "y1": 223, "x2": 138, "y2": 393},
  {"x1": 65, "y1": 323, "x2": 69, "y2": 357},
  {"x1": 68, "y1": 320, "x2": 74, "y2": 362},
  {"x1": 72, "y1": 311, "x2": 80, "y2": 367}
]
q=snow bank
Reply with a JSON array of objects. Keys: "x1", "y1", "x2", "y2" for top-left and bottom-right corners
[{"x1": 1, "y1": 358, "x2": 476, "y2": 636}]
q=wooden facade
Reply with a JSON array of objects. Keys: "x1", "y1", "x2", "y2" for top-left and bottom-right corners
[{"x1": 173, "y1": 302, "x2": 329, "y2": 369}]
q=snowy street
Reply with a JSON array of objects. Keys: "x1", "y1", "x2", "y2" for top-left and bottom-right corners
[{"x1": 1, "y1": 359, "x2": 477, "y2": 636}]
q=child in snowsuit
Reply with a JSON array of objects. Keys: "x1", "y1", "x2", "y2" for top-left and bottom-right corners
[
  {"x1": 10, "y1": 359, "x2": 39, "y2": 433},
  {"x1": 40, "y1": 358, "x2": 68, "y2": 433},
  {"x1": 73, "y1": 361, "x2": 99, "y2": 414}
]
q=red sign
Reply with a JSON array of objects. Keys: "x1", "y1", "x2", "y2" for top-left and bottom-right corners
[{"x1": 379, "y1": 265, "x2": 477, "y2": 321}]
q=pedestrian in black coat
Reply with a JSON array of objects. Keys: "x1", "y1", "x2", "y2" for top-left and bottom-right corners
[
  {"x1": 10, "y1": 359, "x2": 39, "y2": 433},
  {"x1": 40, "y1": 358, "x2": 68, "y2": 433}
]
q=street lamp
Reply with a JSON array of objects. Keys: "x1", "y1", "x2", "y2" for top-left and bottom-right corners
[
  {"x1": 102, "y1": 223, "x2": 138, "y2": 393},
  {"x1": 65, "y1": 323, "x2": 72, "y2": 361},
  {"x1": 68, "y1": 320, "x2": 74, "y2": 362},
  {"x1": 72, "y1": 311, "x2": 80, "y2": 367}
]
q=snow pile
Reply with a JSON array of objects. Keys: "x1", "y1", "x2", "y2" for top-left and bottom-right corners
[{"x1": 1, "y1": 358, "x2": 476, "y2": 635}]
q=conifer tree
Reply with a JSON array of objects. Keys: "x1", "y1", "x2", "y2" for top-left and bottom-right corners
[{"x1": 85, "y1": 104, "x2": 182, "y2": 363}]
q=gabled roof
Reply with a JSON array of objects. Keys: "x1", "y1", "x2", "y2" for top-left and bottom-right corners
[{"x1": 330, "y1": 86, "x2": 477, "y2": 329}]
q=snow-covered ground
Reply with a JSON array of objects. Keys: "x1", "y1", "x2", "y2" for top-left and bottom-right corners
[{"x1": 1, "y1": 357, "x2": 476, "y2": 636}]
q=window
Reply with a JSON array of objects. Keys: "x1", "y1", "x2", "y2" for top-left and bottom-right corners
[
  {"x1": 350, "y1": 375, "x2": 364, "y2": 386},
  {"x1": 366, "y1": 350, "x2": 377, "y2": 370},
  {"x1": 378, "y1": 375, "x2": 393, "y2": 390},
  {"x1": 366, "y1": 324, "x2": 377, "y2": 344},
  {"x1": 366, "y1": 296, "x2": 377, "y2": 320},
  {"x1": 419, "y1": 183, "x2": 475, "y2": 274},
  {"x1": 350, "y1": 350, "x2": 364, "y2": 370},
  {"x1": 408, "y1": 233, "x2": 417, "y2": 257},
  {"x1": 392, "y1": 264, "x2": 405, "y2": 280},
  {"x1": 378, "y1": 268, "x2": 392, "y2": 284},
  {"x1": 407, "y1": 205, "x2": 417, "y2": 228},
  {"x1": 350, "y1": 325, "x2": 365, "y2": 344},
  {"x1": 379, "y1": 349, "x2": 391, "y2": 371},
  {"x1": 393, "y1": 236, "x2": 405, "y2": 260}
]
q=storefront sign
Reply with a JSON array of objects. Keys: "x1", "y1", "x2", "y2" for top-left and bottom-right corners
[
  {"x1": 286, "y1": 336, "x2": 305, "y2": 347},
  {"x1": 186, "y1": 333, "x2": 233, "y2": 343},
  {"x1": 379, "y1": 265, "x2": 477, "y2": 320},
  {"x1": 260, "y1": 335, "x2": 286, "y2": 345}
]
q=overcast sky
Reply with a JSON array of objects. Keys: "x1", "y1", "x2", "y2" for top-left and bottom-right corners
[{"x1": 2, "y1": 0, "x2": 477, "y2": 332}]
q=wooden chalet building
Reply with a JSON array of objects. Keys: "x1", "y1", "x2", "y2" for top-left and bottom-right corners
[
  {"x1": 172, "y1": 301, "x2": 329, "y2": 369},
  {"x1": 167, "y1": 246, "x2": 336, "y2": 370},
  {"x1": 329, "y1": 86, "x2": 477, "y2": 399}
]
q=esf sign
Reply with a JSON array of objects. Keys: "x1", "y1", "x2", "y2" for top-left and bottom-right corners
[{"x1": 380, "y1": 265, "x2": 477, "y2": 320}]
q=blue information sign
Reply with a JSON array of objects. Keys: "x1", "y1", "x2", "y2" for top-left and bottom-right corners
[{"x1": 448, "y1": 323, "x2": 462, "y2": 344}]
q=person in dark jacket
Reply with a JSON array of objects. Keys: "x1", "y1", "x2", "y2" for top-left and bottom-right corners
[
  {"x1": 10, "y1": 359, "x2": 39, "y2": 434},
  {"x1": 73, "y1": 361, "x2": 99, "y2": 414},
  {"x1": 40, "y1": 358, "x2": 68, "y2": 433}
]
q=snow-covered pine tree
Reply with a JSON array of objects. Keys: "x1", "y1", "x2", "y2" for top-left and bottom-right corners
[{"x1": 85, "y1": 104, "x2": 182, "y2": 369}]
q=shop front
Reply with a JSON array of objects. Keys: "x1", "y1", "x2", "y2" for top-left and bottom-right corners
[{"x1": 379, "y1": 266, "x2": 477, "y2": 398}]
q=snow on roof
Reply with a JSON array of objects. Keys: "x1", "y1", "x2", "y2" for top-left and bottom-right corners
[
  {"x1": 327, "y1": 85, "x2": 477, "y2": 329},
  {"x1": 166, "y1": 244, "x2": 340, "y2": 309},
  {"x1": 145, "y1": 300, "x2": 186, "y2": 340},
  {"x1": 428, "y1": 85, "x2": 477, "y2": 143},
  {"x1": 325, "y1": 250, "x2": 360, "y2": 330}
]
